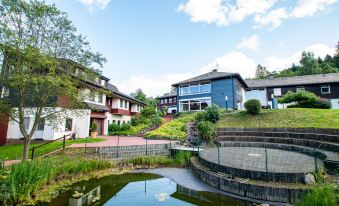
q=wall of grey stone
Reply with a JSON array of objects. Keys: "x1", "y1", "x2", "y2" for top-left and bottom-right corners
[
  {"x1": 215, "y1": 136, "x2": 339, "y2": 153},
  {"x1": 217, "y1": 128, "x2": 339, "y2": 136},
  {"x1": 97, "y1": 142, "x2": 180, "y2": 159},
  {"x1": 190, "y1": 158, "x2": 309, "y2": 203},
  {"x1": 198, "y1": 156, "x2": 306, "y2": 183}
]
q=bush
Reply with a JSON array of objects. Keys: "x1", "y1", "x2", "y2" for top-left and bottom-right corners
[
  {"x1": 279, "y1": 91, "x2": 331, "y2": 109},
  {"x1": 294, "y1": 184, "x2": 337, "y2": 206},
  {"x1": 204, "y1": 104, "x2": 221, "y2": 123},
  {"x1": 197, "y1": 121, "x2": 216, "y2": 142},
  {"x1": 244, "y1": 99, "x2": 261, "y2": 115}
]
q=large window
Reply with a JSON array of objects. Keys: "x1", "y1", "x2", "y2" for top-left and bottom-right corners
[
  {"x1": 24, "y1": 117, "x2": 30, "y2": 130},
  {"x1": 179, "y1": 98, "x2": 211, "y2": 112},
  {"x1": 120, "y1": 99, "x2": 124, "y2": 108},
  {"x1": 98, "y1": 94, "x2": 103, "y2": 103},
  {"x1": 89, "y1": 90, "x2": 96, "y2": 102},
  {"x1": 179, "y1": 82, "x2": 211, "y2": 96},
  {"x1": 321, "y1": 85, "x2": 331, "y2": 94},
  {"x1": 296, "y1": 86, "x2": 305, "y2": 92},
  {"x1": 37, "y1": 118, "x2": 45, "y2": 131}
]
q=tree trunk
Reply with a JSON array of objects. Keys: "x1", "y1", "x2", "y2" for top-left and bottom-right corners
[{"x1": 22, "y1": 135, "x2": 31, "y2": 161}]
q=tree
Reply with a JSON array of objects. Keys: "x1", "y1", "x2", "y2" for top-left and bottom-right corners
[
  {"x1": 299, "y1": 51, "x2": 321, "y2": 75},
  {"x1": 130, "y1": 89, "x2": 147, "y2": 102},
  {"x1": 0, "y1": 0, "x2": 106, "y2": 160},
  {"x1": 255, "y1": 64, "x2": 270, "y2": 79}
]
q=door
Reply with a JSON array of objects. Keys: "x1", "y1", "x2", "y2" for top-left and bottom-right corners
[
  {"x1": 34, "y1": 118, "x2": 45, "y2": 139},
  {"x1": 97, "y1": 119, "x2": 103, "y2": 135}
]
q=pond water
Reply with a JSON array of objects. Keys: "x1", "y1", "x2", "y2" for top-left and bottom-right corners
[{"x1": 40, "y1": 172, "x2": 250, "y2": 206}]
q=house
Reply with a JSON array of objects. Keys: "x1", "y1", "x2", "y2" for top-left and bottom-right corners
[
  {"x1": 156, "y1": 92, "x2": 177, "y2": 114},
  {"x1": 245, "y1": 73, "x2": 339, "y2": 109},
  {"x1": 171, "y1": 69, "x2": 248, "y2": 112},
  {"x1": 0, "y1": 59, "x2": 146, "y2": 142}
]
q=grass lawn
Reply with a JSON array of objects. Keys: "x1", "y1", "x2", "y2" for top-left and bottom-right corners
[
  {"x1": 217, "y1": 108, "x2": 339, "y2": 129},
  {"x1": 0, "y1": 137, "x2": 105, "y2": 160}
]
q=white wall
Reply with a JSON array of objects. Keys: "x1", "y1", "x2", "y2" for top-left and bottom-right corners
[
  {"x1": 330, "y1": 99, "x2": 339, "y2": 109},
  {"x1": 245, "y1": 89, "x2": 268, "y2": 106},
  {"x1": 7, "y1": 108, "x2": 91, "y2": 140}
]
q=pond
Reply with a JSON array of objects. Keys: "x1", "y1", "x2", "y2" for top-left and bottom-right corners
[{"x1": 39, "y1": 172, "x2": 251, "y2": 206}]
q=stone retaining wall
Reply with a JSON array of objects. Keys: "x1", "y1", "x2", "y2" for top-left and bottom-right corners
[
  {"x1": 191, "y1": 157, "x2": 309, "y2": 203},
  {"x1": 198, "y1": 155, "x2": 306, "y2": 183},
  {"x1": 97, "y1": 142, "x2": 180, "y2": 159},
  {"x1": 217, "y1": 128, "x2": 339, "y2": 136}
]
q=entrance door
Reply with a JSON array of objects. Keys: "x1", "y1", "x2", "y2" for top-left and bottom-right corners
[
  {"x1": 34, "y1": 119, "x2": 45, "y2": 139},
  {"x1": 97, "y1": 119, "x2": 103, "y2": 135}
]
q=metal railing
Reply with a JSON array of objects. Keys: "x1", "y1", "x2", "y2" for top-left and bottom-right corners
[{"x1": 30, "y1": 133, "x2": 73, "y2": 160}]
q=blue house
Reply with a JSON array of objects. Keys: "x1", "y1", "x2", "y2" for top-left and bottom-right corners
[{"x1": 172, "y1": 70, "x2": 248, "y2": 112}]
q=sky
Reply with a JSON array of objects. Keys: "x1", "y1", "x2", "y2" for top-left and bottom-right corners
[{"x1": 49, "y1": 0, "x2": 339, "y2": 97}]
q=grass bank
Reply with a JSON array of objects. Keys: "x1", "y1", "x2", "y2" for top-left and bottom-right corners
[
  {"x1": 217, "y1": 108, "x2": 339, "y2": 129},
  {"x1": 294, "y1": 184, "x2": 338, "y2": 206},
  {"x1": 145, "y1": 113, "x2": 196, "y2": 141},
  {"x1": 0, "y1": 138, "x2": 105, "y2": 160}
]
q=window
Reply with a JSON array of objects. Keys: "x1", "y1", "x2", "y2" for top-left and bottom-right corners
[
  {"x1": 89, "y1": 90, "x2": 96, "y2": 102},
  {"x1": 113, "y1": 120, "x2": 116, "y2": 124},
  {"x1": 296, "y1": 86, "x2": 305, "y2": 92},
  {"x1": 173, "y1": 97, "x2": 177, "y2": 103},
  {"x1": 37, "y1": 118, "x2": 45, "y2": 131},
  {"x1": 179, "y1": 98, "x2": 211, "y2": 112},
  {"x1": 179, "y1": 83, "x2": 211, "y2": 96},
  {"x1": 98, "y1": 94, "x2": 103, "y2": 103},
  {"x1": 124, "y1": 101, "x2": 128, "y2": 109},
  {"x1": 117, "y1": 120, "x2": 120, "y2": 125},
  {"x1": 24, "y1": 117, "x2": 30, "y2": 130},
  {"x1": 273, "y1": 88, "x2": 282, "y2": 96},
  {"x1": 164, "y1": 99, "x2": 168, "y2": 104},
  {"x1": 1, "y1": 86, "x2": 9, "y2": 98},
  {"x1": 169, "y1": 98, "x2": 172, "y2": 103},
  {"x1": 120, "y1": 99, "x2": 124, "y2": 108},
  {"x1": 65, "y1": 118, "x2": 73, "y2": 131},
  {"x1": 321, "y1": 85, "x2": 331, "y2": 94},
  {"x1": 160, "y1": 99, "x2": 163, "y2": 104}
]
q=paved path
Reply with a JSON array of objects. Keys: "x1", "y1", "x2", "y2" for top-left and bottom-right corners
[{"x1": 69, "y1": 136, "x2": 179, "y2": 148}]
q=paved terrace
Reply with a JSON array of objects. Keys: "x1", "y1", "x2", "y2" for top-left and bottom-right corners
[{"x1": 69, "y1": 136, "x2": 178, "y2": 148}]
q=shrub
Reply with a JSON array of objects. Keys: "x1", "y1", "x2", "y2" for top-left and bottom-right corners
[
  {"x1": 279, "y1": 91, "x2": 331, "y2": 109},
  {"x1": 294, "y1": 184, "x2": 337, "y2": 206},
  {"x1": 204, "y1": 104, "x2": 221, "y2": 123},
  {"x1": 197, "y1": 121, "x2": 216, "y2": 142},
  {"x1": 244, "y1": 99, "x2": 261, "y2": 115},
  {"x1": 108, "y1": 123, "x2": 121, "y2": 133},
  {"x1": 91, "y1": 121, "x2": 98, "y2": 132}
]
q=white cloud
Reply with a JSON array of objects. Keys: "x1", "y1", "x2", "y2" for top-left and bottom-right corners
[
  {"x1": 178, "y1": 0, "x2": 337, "y2": 28},
  {"x1": 228, "y1": 0, "x2": 276, "y2": 22},
  {"x1": 200, "y1": 51, "x2": 257, "y2": 78},
  {"x1": 117, "y1": 73, "x2": 194, "y2": 97},
  {"x1": 78, "y1": 0, "x2": 111, "y2": 11},
  {"x1": 291, "y1": 0, "x2": 337, "y2": 18},
  {"x1": 177, "y1": 0, "x2": 229, "y2": 26},
  {"x1": 236, "y1": 34, "x2": 260, "y2": 50},
  {"x1": 254, "y1": 8, "x2": 288, "y2": 28},
  {"x1": 264, "y1": 43, "x2": 336, "y2": 71}
]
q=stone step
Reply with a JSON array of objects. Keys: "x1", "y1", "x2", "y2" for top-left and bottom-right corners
[
  {"x1": 216, "y1": 136, "x2": 339, "y2": 153},
  {"x1": 216, "y1": 131, "x2": 339, "y2": 143},
  {"x1": 217, "y1": 128, "x2": 339, "y2": 136},
  {"x1": 217, "y1": 141, "x2": 339, "y2": 163},
  {"x1": 190, "y1": 156, "x2": 310, "y2": 204}
]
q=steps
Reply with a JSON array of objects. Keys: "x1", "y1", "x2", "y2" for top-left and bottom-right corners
[{"x1": 190, "y1": 156, "x2": 310, "y2": 204}]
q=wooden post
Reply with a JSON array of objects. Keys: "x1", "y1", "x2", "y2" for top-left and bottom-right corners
[
  {"x1": 62, "y1": 135, "x2": 66, "y2": 150},
  {"x1": 31, "y1": 147, "x2": 35, "y2": 160}
]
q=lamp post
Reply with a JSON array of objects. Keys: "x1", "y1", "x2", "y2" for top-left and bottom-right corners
[{"x1": 225, "y1": 96, "x2": 228, "y2": 110}]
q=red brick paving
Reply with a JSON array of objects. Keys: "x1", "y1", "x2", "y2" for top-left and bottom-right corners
[{"x1": 69, "y1": 136, "x2": 178, "y2": 148}]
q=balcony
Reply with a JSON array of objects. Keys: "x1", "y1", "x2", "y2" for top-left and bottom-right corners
[{"x1": 110, "y1": 108, "x2": 131, "y2": 116}]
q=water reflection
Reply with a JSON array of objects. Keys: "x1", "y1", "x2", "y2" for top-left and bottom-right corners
[{"x1": 44, "y1": 173, "x2": 249, "y2": 206}]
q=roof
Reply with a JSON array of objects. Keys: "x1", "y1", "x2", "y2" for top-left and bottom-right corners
[
  {"x1": 245, "y1": 73, "x2": 339, "y2": 88},
  {"x1": 85, "y1": 102, "x2": 109, "y2": 111},
  {"x1": 106, "y1": 83, "x2": 147, "y2": 106},
  {"x1": 157, "y1": 91, "x2": 177, "y2": 99},
  {"x1": 172, "y1": 71, "x2": 248, "y2": 88}
]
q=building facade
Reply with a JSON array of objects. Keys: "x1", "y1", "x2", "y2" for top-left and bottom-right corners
[
  {"x1": 245, "y1": 73, "x2": 339, "y2": 109},
  {"x1": 0, "y1": 61, "x2": 146, "y2": 142},
  {"x1": 171, "y1": 70, "x2": 248, "y2": 112},
  {"x1": 156, "y1": 92, "x2": 177, "y2": 114}
]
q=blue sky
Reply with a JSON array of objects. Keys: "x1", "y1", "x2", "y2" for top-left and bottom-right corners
[{"x1": 49, "y1": 0, "x2": 339, "y2": 97}]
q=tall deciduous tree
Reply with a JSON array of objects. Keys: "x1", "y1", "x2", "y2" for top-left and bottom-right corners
[
  {"x1": 0, "y1": 0, "x2": 106, "y2": 160},
  {"x1": 130, "y1": 89, "x2": 147, "y2": 102},
  {"x1": 255, "y1": 64, "x2": 270, "y2": 79}
]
